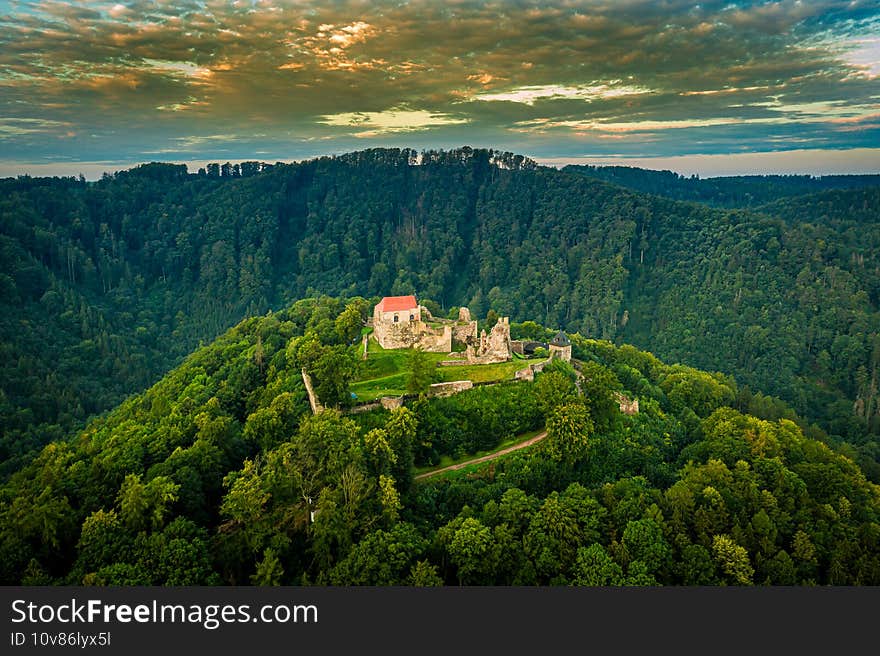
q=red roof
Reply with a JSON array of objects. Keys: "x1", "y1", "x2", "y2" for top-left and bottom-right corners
[{"x1": 377, "y1": 295, "x2": 418, "y2": 312}]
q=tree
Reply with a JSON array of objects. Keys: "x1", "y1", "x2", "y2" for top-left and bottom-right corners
[
  {"x1": 310, "y1": 347, "x2": 357, "y2": 408},
  {"x1": 243, "y1": 392, "x2": 301, "y2": 451},
  {"x1": 408, "y1": 559, "x2": 444, "y2": 586},
  {"x1": 578, "y1": 361, "x2": 621, "y2": 432},
  {"x1": 363, "y1": 429, "x2": 396, "y2": 477},
  {"x1": 385, "y1": 407, "x2": 418, "y2": 488},
  {"x1": 406, "y1": 347, "x2": 437, "y2": 395},
  {"x1": 573, "y1": 544, "x2": 625, "y2": 586},
  {"x1": 251, "y1": 548, "x2": 284, "y2": 585},
  {"x1": 326, "y1": 523, "x2": 427, "y2": 585},
  {"x1": 535, "y1": 370, "x2": 578, "y2": 416},
  {"x1": 621, "y1": 518, "x2": 671, "y2": 579},
  {"x1": 543, "y1": 403, "x2": 594, "y2": 464},
  {"x1": 335, "y1": 303, "x2": 363, "y2": 345},
  {"x1": 378, "y1": 475, "x2": 401, "y2": 524},
  {"x1": 445, "y1": 517, "x2": 495, "y2": 585},
  {"x1": 117, "y1": 474, "x2": 179, "y2": 532},
  {"x1": 712, "y1": 534, "x2": 754, "y2": 585}
]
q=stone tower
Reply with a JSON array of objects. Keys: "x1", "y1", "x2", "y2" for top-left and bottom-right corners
[{"x1": 549, "y1": 330, "x2": 572, "y2": 362}]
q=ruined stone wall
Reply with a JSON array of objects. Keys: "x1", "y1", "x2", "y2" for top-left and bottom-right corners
[
  {"x1": 417, "y1": 325, "x2": 453, "y2": 352},
  {"x1": 373, "y1": 318, "x2": 417, "y2": 349},
  {"x1": 511, "y1": 340, "x2": 525, "y2": 355},
  {"x1": 514, "y1": 366, "x2": 534, "y2": 381},
  {"x1": 429, "y1": 380, "x2": 474, "y2": 397},
  {"x1": 452, "y1": 320, "x2": 478, "y2": 345},
  {"x1": 514, "y1": 356, "x2": 551, "y2": 382},
  {"x1": 615, "y1": 392, "x2": 639, "y2": 415},
  {"x1": 466, "y1": 317, "x2": 511, "y2": 364},
  {"x1": 380, "y1": 396, "x2": 404, "y2": 410},
  {"x1": 301, "y1": 368, "x2": 324, "y2": 414},
  {"x1": 549, "y1": 344, "x2": 572, "y2": 362},
  {"x1": 373, "y1": 319, "x2": 451, "y2": 352}
]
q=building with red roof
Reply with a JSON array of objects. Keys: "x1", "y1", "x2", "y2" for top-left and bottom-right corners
[
  {"x1": 372, "y1": 295, "x2": 452, "y2": 351},
  {"x1": 375, "y1": 295, "x2": 419, "y2": 314}
]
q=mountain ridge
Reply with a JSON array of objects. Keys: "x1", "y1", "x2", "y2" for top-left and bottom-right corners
[{"x1": 1, "y1": 147, "x2": 878, "y2": 481}]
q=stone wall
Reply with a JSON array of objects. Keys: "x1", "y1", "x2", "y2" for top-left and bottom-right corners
[
  {"x1": 514, "y1": 357, "x2": 551, "y2": 382},
  {"x1": 348, "y1": 400, "x2": 381, "y2": 413},
  {"x1": 380, "y1": 396, "x2": 404, "y2": 410},
  {"x1": 465, "y1": 317, "x2": 511, "y2": 364},
  {"x1": 373, "y1": 318, "x2": 451, "y2": 352},
  {"x1": 549, "y1": 344, "x2": 572, "y2": 362},
  {"x1": 439, "y1": 358, "x2": 470, "y2": 367},
  {"x1": 514, "y1": 366, "x2": 534, "y2": 381},
  {"x1": 428, "y1": 380, "x2": 474, "y2": 397},
  {"x1": 615, "y1": 392, "x2": 639, "y2": 415},
  {"x1": 452, "y1": 320, "x2": 478, "y2": 346},
  {"x1": 301, "y1": 368, "x2": 324, "y2": 414},
  {"x1": 421, "y1": 325, "x2": 453, "y2": 352}
]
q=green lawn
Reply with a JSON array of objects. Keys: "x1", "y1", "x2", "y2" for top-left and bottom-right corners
[
  {"x1": 350, "y1": 337, "x2": 543, "y2": 402},
  {"x1": 355, "y1": 338, "x2": 447, "y2": 380},
  {"x1": 436, "y1": 359, "x2": 536, "y2": 383}
]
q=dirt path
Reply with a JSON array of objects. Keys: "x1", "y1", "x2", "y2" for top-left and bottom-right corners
[{"x1": 414, "y1": 431, "x2": 547, "y2": 481}]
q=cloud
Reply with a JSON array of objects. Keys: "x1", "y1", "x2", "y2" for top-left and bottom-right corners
[
  {"x1": 0, "y1": 117, "x2": 71, "y2": 138},
  {"x1": 0, "y1": 1, "x2": 876, "y2": 169},
  {"x1": 318, "y1": 109, "x2": 469, "y2": 137},
  {"x1": 472, "y1": 83, "x2": 652, "y2": 105}
]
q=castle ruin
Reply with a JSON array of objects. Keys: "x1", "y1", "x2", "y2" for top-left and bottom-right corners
[
  {"x1": 372, "y1": 295, "x2": 452, "y2": 351},
  {"x1": 371, "y1": 295, "x2": 512, "y2": 363},
  {"x1": 465, "y1": 317, "x2": 512, "y2": 364}
]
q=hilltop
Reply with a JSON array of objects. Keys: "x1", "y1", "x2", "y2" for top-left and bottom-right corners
[{"x1": 0, "y1": 296, "x2": 878, "y2": 586}]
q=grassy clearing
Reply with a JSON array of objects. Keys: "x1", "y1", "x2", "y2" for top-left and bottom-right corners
[
  {"x1": 437, "y1": 359, "x2": 536, "y2": 383},
  {"x1": 351, "y1": 337, "x2": 543, "y2": 401},
  {"x1": 355, "y1": 338, "x2": 446, "y2": 381},
  {"x1": 349, "y1": 376, "x2": 408, "y2": 402}
]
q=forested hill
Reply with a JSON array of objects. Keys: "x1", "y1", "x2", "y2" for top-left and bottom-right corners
[
  {"x1": 1, "y1": 147, "x2": 879, "y2": 481},
  {"x1": 1, "y1": 297, "x2": 878, "y2": 586},
  {"x1": 562, "y1": 164, "x2": 880, "y2": 208}
]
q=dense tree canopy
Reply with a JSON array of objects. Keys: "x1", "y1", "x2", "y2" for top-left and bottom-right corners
[
  {"x1": 1, "y1": 150, "x2": 878, "y2": 483},
  {"x1": 0, "y1": 297, "x2": 877, "y2": 586}
]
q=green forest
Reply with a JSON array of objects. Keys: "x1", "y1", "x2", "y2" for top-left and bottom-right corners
[
  {"x1": 1, "y1": 296, "x2": 877, "y2": 586},
  {"x1": 2, "y1": 148, "x2": 879, "y2": 485},
  {"x1": 1, "y1": 148, "x2": 879, "y2": 585}
]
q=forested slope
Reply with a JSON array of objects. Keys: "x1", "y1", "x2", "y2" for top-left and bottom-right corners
[
  {"x1": 1, "y1": 297, "x2": 877, "y2": 586},
  {"x1": 1, "y1": 148, "x2": 878, "y2": 480},
  {"x1": 562, "y1": 164, "x2": 880, "y2": 208}
]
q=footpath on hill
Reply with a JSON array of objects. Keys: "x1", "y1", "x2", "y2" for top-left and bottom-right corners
[{"x1": 414, "y1": 431, "x2": 547, "y2": 481}]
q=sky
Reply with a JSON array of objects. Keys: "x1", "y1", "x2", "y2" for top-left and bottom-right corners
[{"x1": 0, "y1": 0, "x2": 878, "y2": 178}]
